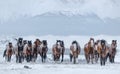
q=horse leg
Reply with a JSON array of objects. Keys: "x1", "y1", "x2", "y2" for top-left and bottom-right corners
[
  {"x1": 3, "y1": 50, "x2": 6, "y2": 57},
  {"x1": 100, "y1": 56, "x2": 103, "y2": 66},
  {"x1": 26, "y1": 55, "x2": 30, "y2": 62},
  {"x1": 41, "y1": 52, "x2": 44, "y2": 62},
  {"x1": 111, "y1": 56, "x2": 114, "y2": 63},
  {"x1": 109, "y1": 54, "x2": 113, "y2": 63},
  {"x1": 70, "y1": 54, "x2": 73, "y2": 62},
  {"x1": 9, "y1": 56, "x2": 11, "y2": 62},
  {"x1": 113, "y1": 55, "x2": 115, "y2": 63},
  {"x1": 16, "y1": 55, "x2": 19, "y2": 63},
  {"x1": 30, "y1": 53, "x2": 32, "y2": 62},
  {"x1": 91, "y1": 54, "x2": 94, "y2": 64},
  {"x1": 87, "y1": 54, "x2": 90, "y2": 64},
  {"x1": 53, "y1": 54, "x2": 56, "y2": 61},
  {"x1": 103, "y1": 57, "x2": 106, "y2": 65},
  {"x1": 18, "y1": 52, "x2": 22, "y2": 63},
  {"x1": 35, "y1": 53, "x2": 38, "y2": 61},
  {"x1": 7, "y1": 55, "x2": 10, "y2": 62},
  {"x1": 73, "y1": 56, "x2": 76, "y2": 64},
  {"x1": 61, "y1": 53, "x2": 64, "y2": 62}
]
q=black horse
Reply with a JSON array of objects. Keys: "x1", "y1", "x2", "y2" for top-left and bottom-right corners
[{"x1": 16, "y1": 38, "x2": 24, "y2": 63}]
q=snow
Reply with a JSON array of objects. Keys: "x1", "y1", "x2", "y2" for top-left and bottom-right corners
[{"x1": 0, "y1": 35, "x2": 120, "y2": 74}]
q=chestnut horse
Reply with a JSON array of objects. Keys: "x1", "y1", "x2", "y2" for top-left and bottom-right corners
[
  {"x1": 4, "y1": 42, "x2": 14, "y2": 62},
  {"x1": 32, "y1": 39, "x2": 42, "y2": 62},
  {"x1": 109, "y1": 40, "x2": 117, "y2": 63},
  {"x1": 84, "y1": 38, "x2": 94, "y2": 64},
  {"x1": 52, "y1": 40, "x2": 65, "y2": 62},
  {"x1": 70, "y1": 41, "x2": 81, "y2": 64}
]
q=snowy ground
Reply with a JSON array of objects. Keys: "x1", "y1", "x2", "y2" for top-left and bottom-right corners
[{"x1": 0, "y1": 35, "x2": 120, "y2": 74}]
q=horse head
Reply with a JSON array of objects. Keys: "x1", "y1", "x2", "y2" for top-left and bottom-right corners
[
  {"x1": 56, "y1": 40, "x2": 62, "y2": 50},
  {"x1": 9, "y1": 42, "x2": 13, "y2": 48},
  {"x1": 35, "y1": 39, "x2": 42, "y2": 47},
  {"x1": 23, "y1": 40, "x2": 27, "y2": 46},
  {"x1": 89, "y1": 38, "x2": 94, "y2": 48},
  {"x1": 112, "y1": 40, "x2": 117, "y2": 49},
  {"x1": 28, "y1": 41, "x2": 32, "y2": 47},
  {"x1": 72, "y1": 40, "x2": 78, "y2": 51},
  {"x1": 18, "y1": 38, "x2": 23, "y2": 44}
]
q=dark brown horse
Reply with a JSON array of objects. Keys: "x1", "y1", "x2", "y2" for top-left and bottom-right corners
[
  {"x1": 32, "y1": 39, "x2": 42, "y2": 62},
  {"x1": 99, "y1": 40, "x2": 108, "y2": 66},
  {"x1": 24, "y1": 41, "x2": 32, "y2": 62},
  {"x1": 4, "y1": 42, "x2": 14, "y2": 62},
  {"x1": 52, "y1": 40, "x2": 65, "y2": 62},
  {"x1": 40, "y1": 40, "x2": 48, "y2": 63},
  {"x1": 70, "y1": 41, "x2": 81, "y2": 64},
  {"x1": 84, "y1": 38, "x2": 94, "y2": 64},
  {"x1": 109, "y1": 40, "x2": 117, "y2": 63}
]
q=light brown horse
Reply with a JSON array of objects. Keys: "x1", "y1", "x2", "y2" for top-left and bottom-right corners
[
  {"x1": 109, "y1": 40, "x2": 117, "y2": 63},
  {"x1": 52, "y1": 40, "x2": 65, "y2": 62},
  {"x1": 70, "y1": 41, "x2": 81, "y2": 64},
  {"x1": 5, "y1": 42, "x2": 14, "y2": 62},
  {"x1": 94, "y1": 42, "x2": 99, "y2": 63},
  {"x1": 84, "y1": 38, "x2": 94, "y2": 64}
]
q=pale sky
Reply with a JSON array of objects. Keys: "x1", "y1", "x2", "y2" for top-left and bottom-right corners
[{"x1": 0, "y1": 0, "x2": 120, "y2": 35}]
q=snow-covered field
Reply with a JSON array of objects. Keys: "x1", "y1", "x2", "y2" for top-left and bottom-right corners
[{"x1": 0, "y1": 35, "x2": 120, "y2": 74}]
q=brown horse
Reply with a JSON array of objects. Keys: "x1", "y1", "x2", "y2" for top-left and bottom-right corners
[
  {"x1": 32, "y1": 39, "x2": 42, "y2": 62},
  {"x1": 99, "y1": 40, "x2": 109, "y2": 66},
  {"x1": 52, "y1": 40, "x2": 65, "y2": 62},
  {"x1": 94, "y1": 42, "x2": 99, "y2": 63},
  {"x1": 84, "y1": 38, "x2": 94, "y2": 64},
  {"x1": 24, "y1": 41, "x2": 32, "y2": 62},
  {"x1": 109, "y1": 40, "x2": 117, "y2": 63},
  {"x1": 70, "y1": 41, "x2": 81, "y2": 64},
  {"x1": 4, "y1": 42, "x2": 14, "y2": 62}
]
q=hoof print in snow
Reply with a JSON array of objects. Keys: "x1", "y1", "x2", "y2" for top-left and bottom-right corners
[{"x1": 24, "y1": 65, "x2": 32, "y2": 69}]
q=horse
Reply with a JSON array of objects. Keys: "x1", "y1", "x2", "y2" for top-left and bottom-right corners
[
  {"x1": 32, "y1": 39, "x2": 42, "y2": 62},
  {"x1": 24, "y1": 41, "x2": 32, "y2": 62},
  {"x1": 99, "y1": 40, "x2": 108, "y2": 66},
  {"x1": 39, "y1": 40, "x2": 48, "y2": 63},
  {"x1": 70, "y1": 41, "x2": 81, "y2": 64},
  {"x1": 4, "y1": 42, "x2": 14, "y2": 62},
  {"x1": 15, "y1": 38, "x2": 24, "y2": 63},
  {"x1": 94, "y1": 42, "x2": 99, "y2": 63},
  {"x1": 84, "y1": 38, "x2": 94, "y2": 64},
  {"x1": 109, "y1": 40, "x2": 117, "y2": 63},
  {"x1": 52, "y1": 40, "x2": 65, "y2": 62}
]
